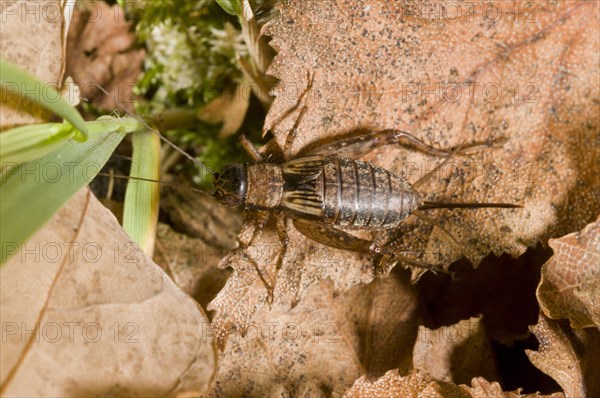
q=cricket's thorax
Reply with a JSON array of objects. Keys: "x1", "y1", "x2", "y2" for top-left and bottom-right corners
[
  {"x1": 244, "y1": 155, "x2": 422, "y2": 229},
  {"x1": 244, "y1": 163, "x2": 284, "y2": 209}
]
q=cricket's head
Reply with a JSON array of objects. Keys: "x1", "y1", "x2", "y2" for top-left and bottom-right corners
[{"x1": 213, "y1": 163, "x2": 247, "y2": 207}]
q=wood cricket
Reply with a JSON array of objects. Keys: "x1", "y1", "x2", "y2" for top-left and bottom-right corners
[
  {"x1": 96, "y1": 79, "x2": 521, "y2": 293},
  {"x1": 210, "y1": 124, "x2": 520, "y2": 278}
]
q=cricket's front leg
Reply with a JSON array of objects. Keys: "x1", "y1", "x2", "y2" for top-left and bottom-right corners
[{"x1": 234, "y1": 210, "x2": 278, "y2": 303}]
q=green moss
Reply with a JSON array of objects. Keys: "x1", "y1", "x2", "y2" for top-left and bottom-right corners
[{"x1": 123, "y1": 0, "x2": 279, "y2": 186}]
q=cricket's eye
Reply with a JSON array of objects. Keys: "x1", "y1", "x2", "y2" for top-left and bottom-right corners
[{"x1": 213, "y1": 164, "x2": 246, "y2": 207}]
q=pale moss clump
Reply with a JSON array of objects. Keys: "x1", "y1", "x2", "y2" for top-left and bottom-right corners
[
  {"x1": 144, "y1": 20, "x2": 247, "y2": 109},
  {"x1": 133, "y1": 1, "x2": 247, "y2": 110}
]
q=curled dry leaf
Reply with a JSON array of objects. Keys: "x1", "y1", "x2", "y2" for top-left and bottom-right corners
[
  {"x1": 344, "y1": 369, "x2": 564, "y2": 398},
  {"x1": 210, "y1": 0, "x2": 600, "y2": 345},
  {"x1": 526, "y1": 315, "x2": 600, "y2": 398},
  {"x1": 0, "y1": 189, "x2": 216, "y2": 396},
  {"x1": 412, "y1": 316, "x2": 500, "y2": 385},
  {"x1": 65, "y1": 2, "x2": 144, "y2": 111},
  {"x1": 537, "y1": 216, "x2": 600, "y2": 329},
  {"x1": 464, "y1": 378, "x2": 565, "y2": 398}
]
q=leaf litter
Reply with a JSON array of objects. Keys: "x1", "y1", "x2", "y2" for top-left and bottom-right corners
[
  {"x1": 201, "y1": 1, "x2": 600, "y2": 396},
  {"x1": 209, "y1": 268, "x2": 422, "y2": 397},
  {"x1": 537, "y1": 216, "x2": 600, "y2": 329},
  {"x1": 209, "y1": 0, "x2": 599, "y2": 348},
  {"x1": 344, "y1": 369, "x2": 565, "y2": 398},
  {"x1": 526, "y1": 315, "x2": 600, "y2": 398},
  {"x1": 3, "y1": 0, "x2": 599, "y2": 396},
  {"x1": 65, "y1": 2, "x2": 145, "y2": 112}
]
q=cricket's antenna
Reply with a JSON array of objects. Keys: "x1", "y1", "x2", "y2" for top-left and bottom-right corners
[
  {"x1": 96, "y1": 172, "x2": 213, "y2": 196},
  {"x1": 89, "y1": 79, "x2": 216, "y2": 176}
]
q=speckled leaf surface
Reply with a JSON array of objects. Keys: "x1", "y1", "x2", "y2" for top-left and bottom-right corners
[
  {"x1": 344, "y1": 369, "x2": 565, "y2": 398},
  {"x1": 537, "y1": 216, "x2": 600, "y2": 329},
  {"x1": 209, "y1": 271, "x2": 423, "y2": 397},
  {"x1": 264, "y1": 0, "x2": 599, "y2": 268},
  {"x1": 526, "y1": 315, "x2": 600, "y2": 398}
]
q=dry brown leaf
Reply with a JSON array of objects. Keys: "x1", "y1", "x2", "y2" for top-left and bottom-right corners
[
  {"x1": 413, "y1": 316, "x2": 500, "y2": 385},
  {"x1": 343, "y1": 369, "x2": 454, "y2": 398},
  {"x1": 0, "y1": 189, "x2": 216, "y2": 396},
  {"x1": 208, "y1": 211, "x2": 372, "y2": 347},
  {"x1": 210, "y1": 0, "x2": 600, "y2": 347},
  {"x1": 209, "y1": 270, "x2": 423, "y2": 396},
  {"x1": 65, "y1": 2, "x2": 144, "y2": 111},
  {"x1": 526, "y1": 315, "x2": 600, "y2": 398},
  {"x1": 209, "y1": 281, "x2": 364, "y2": 397},
  {"x1": 464, "y1": 378, "x2": 565, "y2": 398},
  {"x1": 342, "y1": 268, "x2": 422, "y2": 377},
  {"x1": 537, "y1": 216, "x2": 600, "y2": 329},
  {"x1": 197, "y1": 83, "x2": 251, "y2": 137},
  {"x1": 0, "y1": 0, "x2": 67, "y2": 128},
  {"x1": 344, "y1": 369, "x2": 564, "y2": 398},
  {"x1": 264, "y1": 0, "x2": 600, "y2": 268}
]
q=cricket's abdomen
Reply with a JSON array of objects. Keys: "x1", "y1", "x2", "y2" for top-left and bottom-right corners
[{"x1": 277, "y1": 156, "x2": 421, "y2": 228}]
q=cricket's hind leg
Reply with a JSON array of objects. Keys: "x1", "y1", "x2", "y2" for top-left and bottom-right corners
[
  {"x1": 297, "y1": 128, "x2": 506, "y2": 161},
  {"x1": 292, "y1": 219, "x2": 373, "y2": 254},
  {"x1": 292, "y1": 219, "x2": 452, "y2": 277},
  {"x1": 375, "y1": 214, "x2": 460, "y2": 278}
]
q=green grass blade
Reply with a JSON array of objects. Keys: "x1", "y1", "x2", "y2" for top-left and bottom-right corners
[
  {"x1": 0, "y1": 123, "x2": 77, "y2": 165},
  {"x1": 0, "y1": 117, "x2": 144, "y2": 265},
  {"x1": 0, "y1": 60, "x2": 88, "y2": 138},
  {"x1": 123, "y1": 131, "x2": 161, "y2": 255}
]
